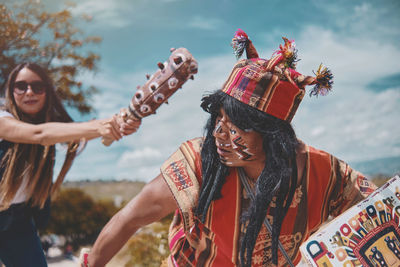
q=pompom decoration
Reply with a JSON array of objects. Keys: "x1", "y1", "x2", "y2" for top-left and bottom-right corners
[
  {"x1": 231, "y1": 29, "x2": 249, "y2": 59},
  {"x1": 310, "y1": 63, "x2": 334, "y2": 97},
  {"x1": 230, "y1": 29, "x2": 259, "y2": 59},
  {"x1": 273, "y1": 37, "x2": 299, "y2": 69}
]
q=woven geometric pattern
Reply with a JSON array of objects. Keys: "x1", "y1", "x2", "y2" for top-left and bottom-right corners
[{"x1": 222, "y1": 58, "x2": 305, "y2": 121}]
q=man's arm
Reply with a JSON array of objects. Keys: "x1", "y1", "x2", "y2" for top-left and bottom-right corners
[
  {"x1": 87, "y1": 173, "x2": 177, "y2": 267},
  {"x1": 329, "y1": 163, "x2": 377, "y2": 217}
]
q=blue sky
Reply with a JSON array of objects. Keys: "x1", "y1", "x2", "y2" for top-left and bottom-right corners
[{"x1": 43, "y1": 0, "x2": 400, "y2": 181}]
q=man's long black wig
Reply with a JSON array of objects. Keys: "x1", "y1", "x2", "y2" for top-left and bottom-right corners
[{"x1": 196, "y1": 90, "x2": 299, "y2": 266}]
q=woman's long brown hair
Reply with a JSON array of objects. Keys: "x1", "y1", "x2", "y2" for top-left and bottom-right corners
[{"x1": 0, "y1": 63, "x2": 80, "y2": 211}]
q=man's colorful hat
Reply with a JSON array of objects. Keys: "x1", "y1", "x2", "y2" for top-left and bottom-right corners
[{"x1": 222, "y1": 29, "x2": 333, "y2": 122}]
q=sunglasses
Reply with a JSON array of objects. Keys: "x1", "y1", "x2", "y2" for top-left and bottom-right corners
[{"x1": 13, "y1": 81, "x2": 46, "y2": 95}]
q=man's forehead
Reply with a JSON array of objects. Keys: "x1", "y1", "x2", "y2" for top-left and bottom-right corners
[
  {"x1": 217, "y1": 108, "x2": 255, "y2": 133},
  {"x1": 218, "y1": 108, "x2": 233, "y2": 122}
]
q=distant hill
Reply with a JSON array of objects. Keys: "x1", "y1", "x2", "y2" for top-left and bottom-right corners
[
  {"x1": 62, "y1": 155, "x2": 400, "y2": 202},
  {"x1": 350, "y1": 155, "x2": 400, "y2": 177},
  {"x1": 62, "y1": 180, "x2": 146, "y2": 204}
]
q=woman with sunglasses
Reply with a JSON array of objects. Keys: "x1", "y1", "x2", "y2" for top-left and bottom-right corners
[{"x1": 0, "y1": 62, "x2": 139, "y2": 267}]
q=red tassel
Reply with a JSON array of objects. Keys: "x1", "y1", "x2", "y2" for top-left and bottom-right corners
[
  {"x1": 231, "y1": 29, "x2": 259, "y2": 59},
  {"x1": 234, "y1": 29, "x2": 248, "y2": 40}
]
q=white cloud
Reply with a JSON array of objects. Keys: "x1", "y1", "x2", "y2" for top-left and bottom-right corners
[
  {"x1": 188, "y1": 15, "x2": 223, "y2": 30},
  {"x1": 69, "y1": 0, "x2": 132, "y2": 28},
  {"x1": 75, "y1": 68, "x2": 149, "y2": 118},
  {"x1": 118, "y1": 147, "x2": 163, "y2": 166},
  {"x1": 316, "y1": 1, "x2": 399, "y2": 43},
  {"x1": 310, "y1": 126, "x2": 325, "y2": 137},
  {"x1": 295, "y1": 87, "x2": 400, "y2": 162},
  {"x1": 287, "y1": 7, "x2": 400, "y2": 165},
  {"x1": 295, "y1": 26, "x2": 400, "y2": 87},
  {"x1": 354, "y1": 2, "x2": 370, "y2": 16}
]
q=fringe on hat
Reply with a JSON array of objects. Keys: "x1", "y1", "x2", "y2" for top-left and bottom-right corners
[
  {"x1": 273, "y1": 37, "x2": 299, "y2": 69},
  {"x1": 231, "y1": 29, "x2": 259, "y2": 59},
  {"x1": 309, "y1": 63, "x2": 334, "y2": 97}
]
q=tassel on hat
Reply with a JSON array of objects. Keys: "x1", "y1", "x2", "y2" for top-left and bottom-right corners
[
  {"x1": 224, "y1": 29, "x2": 335, "y2": 122},
  {"x1": 273, "y1": 37, "x2": 299, "y2": 69},
  {"x1": 230, "y1": 29, "x2": 259, "y2": 59},
  {"x1": 309, "y1": 64, "x2": 334, "y2": 97}
]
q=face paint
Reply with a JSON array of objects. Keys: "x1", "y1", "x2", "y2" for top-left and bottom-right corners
[
  {"x1": 213, "y1": 108, "x2": 265, "y2": 167},
  {"x1": 213, "y1": 120, "x2": 223, "y2": 136},
  {"x1": 231, "y1": 136, "x2": 254, "y2": 161}
]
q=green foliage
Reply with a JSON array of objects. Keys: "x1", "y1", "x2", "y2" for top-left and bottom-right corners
[
  {"x1": 45, "y1": 183, "x2": 174, "y2": 265},
  {"x1": 0, "y1": 0, "x2": 101, "y2": 113},
  {"x1": 45, "y1": 188, "x2": 118, "y2": 250},
  {"x1": 124, "y1": 214, "x2": 172, "y2": 267}
]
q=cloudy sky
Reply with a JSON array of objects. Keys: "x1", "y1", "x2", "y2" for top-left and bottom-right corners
[{"x1": 40, "y1": 0, "x2": 399, "y2": 182}]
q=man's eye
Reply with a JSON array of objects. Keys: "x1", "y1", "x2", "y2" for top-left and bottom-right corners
[{"x1": 230, "y1": 129, "x2": 237, "y2": 134}]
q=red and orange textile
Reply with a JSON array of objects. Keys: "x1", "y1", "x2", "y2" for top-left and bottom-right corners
[
  {"x1": 222, "y1": 58, "x2": 305, "y2": 122},
  {"x1": 225, "y1": 29, "x2": 333, "y2": 122},
  {"x1": 160, "y1": 138, "x2": 376, "y2": 266}
]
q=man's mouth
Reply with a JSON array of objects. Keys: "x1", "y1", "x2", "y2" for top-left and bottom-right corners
[
  {"x1": 217, "y1": 147, "x2": 231, "y2": 157},
  {"x1": 218, "y1": 143, "x2": 230, "y2": 148},
  {"x1": 216, "y1": 140, "x2": 231, "y2": 148}
]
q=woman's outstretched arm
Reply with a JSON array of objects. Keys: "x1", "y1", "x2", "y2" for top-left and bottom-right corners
[{"x1": 0, "y1": 115, "x2": 123, "y2": 145}]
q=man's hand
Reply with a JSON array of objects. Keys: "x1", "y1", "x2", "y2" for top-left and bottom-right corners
[{"x1": 116, "y1": 108, "x2": 141, "y2": 136}]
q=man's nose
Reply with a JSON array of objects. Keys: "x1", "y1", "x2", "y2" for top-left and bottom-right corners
[{"x1": 213, "y1": 121, "x2": 228, "y2": 139}]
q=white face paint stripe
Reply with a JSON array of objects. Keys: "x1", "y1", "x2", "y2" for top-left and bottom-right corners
[
  {"x1": 213, "y1": 121, "x2": 223, "y2": 135},
  {"x1": 242, "y1": 145, "x2": 255, "y2": 157},
  {"x1": 235, "y1": 151, "x2": 244, "y2": 159}
]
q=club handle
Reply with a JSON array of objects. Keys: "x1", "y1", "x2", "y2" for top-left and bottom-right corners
[{"x1": 101, "y1": 109, "x2": 138, "y2": 147}]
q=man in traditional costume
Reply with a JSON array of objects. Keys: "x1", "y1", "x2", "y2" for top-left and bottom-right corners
[{"x1": 83, "y1": 29, "x2": 376, "y2": 267}]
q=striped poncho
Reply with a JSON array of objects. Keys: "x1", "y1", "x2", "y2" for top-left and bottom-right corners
[{"x1": 161, "y1": 137, "x2": 375, "y2": 266}]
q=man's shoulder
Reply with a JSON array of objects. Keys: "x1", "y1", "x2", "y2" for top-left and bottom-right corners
[
  {"x1": 306, "y1": 144, "x2": 335, "y2": 161},
  {"x1": 162, "y1": 137, "x2": 204, "y2": 176},
  {"x1": 181, "y1": 137, "x2": 204, "y2": 151},
  {"x1": 305, "y1": 144, "x2": 344, "y2": 175}
]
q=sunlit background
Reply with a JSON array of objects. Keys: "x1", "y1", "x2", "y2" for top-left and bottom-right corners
[{"x1": 42, "y1": 0, "x2": 400, "y2": 182}]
